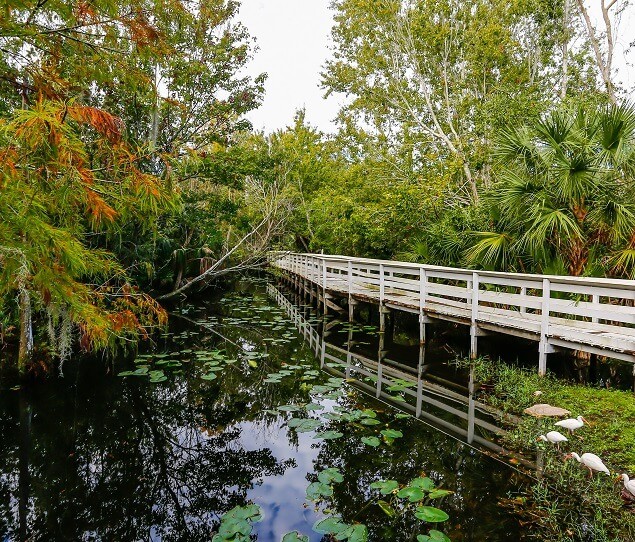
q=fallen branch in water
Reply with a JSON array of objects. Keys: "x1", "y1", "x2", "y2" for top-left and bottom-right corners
[{"x1": 156, "y1": 215, "x2": 270, "y2": 302}]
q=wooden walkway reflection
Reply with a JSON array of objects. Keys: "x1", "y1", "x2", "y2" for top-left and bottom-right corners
[{"x1": 268, "y1": 282, "x2": 538, "y2": 473}]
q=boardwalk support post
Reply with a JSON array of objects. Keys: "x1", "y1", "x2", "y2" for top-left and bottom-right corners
[
  {"x1": 379, "y1": 263, "x2": 387, "y2": 334},
  {"x1": 347, "y1": 260, "x2": 357, "y2": 322},
  {"x1": 419, "y1": 267, "x2": 428, "y2": 346},
  {"x1": 539, "y1": 278, "x2": 551, "y2": 376}
]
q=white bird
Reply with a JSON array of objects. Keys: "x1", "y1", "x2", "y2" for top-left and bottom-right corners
[
  {"x1": 538, "y1": 431, "x2": 569, "y2": 451},
  {"x1": 567, "y1": 452, "x2": 610, "y2": 478},
  {"x1": 555, "y1": 415, "x2": 590, "y2": 434},
  {"x1": 619, "y1": 474, "x2": 635, "y2": 498}
]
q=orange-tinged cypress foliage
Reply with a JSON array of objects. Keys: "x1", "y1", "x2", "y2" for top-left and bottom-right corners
[{"x1": 0, "y1": 98, "x2": 172, "y2": 369}]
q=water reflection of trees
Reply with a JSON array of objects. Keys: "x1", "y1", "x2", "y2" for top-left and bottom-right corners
[
  {"x1": 0, "y1": 362, "x2": 295, "y2": 541},
  {"x1": 311, "y1": 413, "x2": 528, "y2": 541}
]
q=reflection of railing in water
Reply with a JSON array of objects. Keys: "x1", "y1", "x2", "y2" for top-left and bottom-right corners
[{"x1": 267, "y1": 283, "x2": 536, "y2": 469}]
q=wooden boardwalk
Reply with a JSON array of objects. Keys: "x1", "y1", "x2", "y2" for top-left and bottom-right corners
[{"x1": 269, "y1": 252, "x2": 635, "y2": 374}]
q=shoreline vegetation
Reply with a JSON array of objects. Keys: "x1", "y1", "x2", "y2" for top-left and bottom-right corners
[{"x1": 460, "y1": 357, "x2": 635, "y2": 541}]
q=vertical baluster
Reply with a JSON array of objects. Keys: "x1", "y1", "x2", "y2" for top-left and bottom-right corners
[
  {"x1": 520, "y1": 286, "x2": 527, "y2": 315},
  {"x1": 592, "y1": 293, "x2": 599, "y2": 324},
  {"x1": 470, "y1": 272, "x2": 479, "y2": 360}
]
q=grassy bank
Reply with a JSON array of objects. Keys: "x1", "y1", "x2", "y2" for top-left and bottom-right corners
[{"x1": 463, "y1": 358, "x2": 635, "y2": 541}]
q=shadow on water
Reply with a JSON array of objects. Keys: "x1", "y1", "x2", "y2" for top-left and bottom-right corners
[{"x1": 0, "y1": 277, "x2": 556, "y2": 541}]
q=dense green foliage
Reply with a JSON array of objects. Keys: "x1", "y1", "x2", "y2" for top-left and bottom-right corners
[
  {"x1": 0, "y1": 0, "x2": 267, "y2": 366},
  {"x1": 1, "y1": 0, "x2": 634, "y2": 366},
  {"x1": 469, "y1": 104, "x2": 635, "y2": 276}
]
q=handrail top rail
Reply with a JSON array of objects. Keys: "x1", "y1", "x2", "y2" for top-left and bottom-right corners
[{"x1": 269, "y1": 251, "x2": 635, "y2": 291}]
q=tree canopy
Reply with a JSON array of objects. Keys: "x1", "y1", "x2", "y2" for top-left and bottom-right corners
[{"x1": 1, "y1": 0, "x2": 634, "y2": 369}]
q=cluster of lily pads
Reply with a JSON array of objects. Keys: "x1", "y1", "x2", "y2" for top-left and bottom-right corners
[
  {"x1": 300, "y1": 465, "x2": 452, "y2": 541},
  {"x1": 261, "y1": 362, "x2": 451, "y2": 541},
  {"x1": 117, "y1": 352, "x2": 186, "y2": 382},
  {"x1": 370, "y1": 476, "x2": 451, "y2": 541},
  {"x1": 337, "y1": 322, "x2": 378, "y2": 336},
  {"x1": 118, "y1": 347, "x2": 244, "y2": 384}
]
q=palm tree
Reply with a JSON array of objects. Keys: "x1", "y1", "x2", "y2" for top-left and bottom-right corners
[{"x1": 467, "y1": 103, "x2": 635, "y2": 277}]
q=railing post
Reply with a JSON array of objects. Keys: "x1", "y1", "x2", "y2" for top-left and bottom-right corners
[
  {"x1": 379, "y1": 263, "x2": 385, "y2": 304},
  {"x1": 539, "y1": 278, "x2": 551, "y2": 376},
  {"x1": 470, "y1": 271, "x2": 479, "y2": 360},
  {"x1": 322, "y1": 258, "x2": 328, "y2": 315},
  {"x1": 520, "y1": 286, "x2": 527, "y2": 315}
]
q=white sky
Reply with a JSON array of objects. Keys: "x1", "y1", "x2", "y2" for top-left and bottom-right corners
[
  {"x1": 238, "y1": 0, "x2": 340, "y2": 134},
  {"x1": 239, "y1": 1, "x2": 635, "y2": 135}
]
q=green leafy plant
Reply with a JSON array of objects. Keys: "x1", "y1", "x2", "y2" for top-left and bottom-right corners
[{"x1": 213, "y1": 504, "x2": 264, "y2": 542}]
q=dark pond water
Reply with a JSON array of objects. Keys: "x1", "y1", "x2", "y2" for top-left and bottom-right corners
[{"x1": 0, "y1": 277, "x2": 542, "y2": 541}]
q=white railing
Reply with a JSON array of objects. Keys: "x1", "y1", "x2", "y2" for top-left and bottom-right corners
[{"x1": 269, "y1": 252, "x2": 635, "y2": 373}]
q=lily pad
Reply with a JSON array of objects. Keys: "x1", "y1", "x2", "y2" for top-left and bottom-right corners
[
  {"x1": 335, "y1": 524, "x2": 368, "y2": 542},
  {"x1": 370, "y1": 480, "x2": 399, "y2": 495},
  {"x1": 314, "y1": 431, "x2": 344, "y2": 440},
  {"x1": 410, "y1": 477, "x2": 435, "y2": 491},
  {"x1": 417, "y1": 531, "x2": 451, "y2": 542},
  {"x1": 360, "y1": 418, "x2": 381, "y2": 426},
  {"x1": 397, "y1": 486, "x2": 425, "y2": 502},
  {"x1": 381, "y1": 429, "x2": 403, "y2": 439},
  {"x1": 282, "y1": 532, "x2": 309, "y2": 542},
  {"x1": 361, "y1": 436, "x2": 381, "y2": 447},
  {"x1": 414, "y1": 506, "x2": 449, "y2": 523},
  {"x1": 277, "y1": 405, "x2": 301, "y2": 412},
  {"x1": 306, "y1": 481, "x2": 333, "y2": 501},
  {"x1": 313, "y1": 517, "x2": 348, "y2": 535},
  {"x1": 287, "y1": 418, "x2": 322, "y2": 432},
  {"x1": 428, "y1": 489, "x2": 452, "y2": 499},
  {"x1": 318, "y1": 467, "x2": 344, "y2": 484}
]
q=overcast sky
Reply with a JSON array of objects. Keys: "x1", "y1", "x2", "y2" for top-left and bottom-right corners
[
  {"x1": 238, "y1": 1, "x2": 634, "y2": 135},
  {"x1": 238, "y1": 0, "x2": 340, "y2": 134}
]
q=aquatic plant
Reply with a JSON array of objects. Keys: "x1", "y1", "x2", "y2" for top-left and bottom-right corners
[{"x1": 213, "y1": 504, "x2": 264, "y2": 542}]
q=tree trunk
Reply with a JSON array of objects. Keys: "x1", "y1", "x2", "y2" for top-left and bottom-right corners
[
  {"x1": 18, "y1": 288, "x2": 33, "y2": 372},
  {"x1": 561, "y1": 0, "x2": 570, "y2": 100},
  {"x1": 575, "y1": 0, "x2": 618, "y2": 104}
]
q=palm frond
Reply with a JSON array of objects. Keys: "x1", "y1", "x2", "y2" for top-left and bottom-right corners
[
  {"x1": 608, "y1": 248, "x2": 635, "y2": 279},
  {"x1": 520, "y1": 205, "x2": 582, "y2": 253},
  {"x1": 464, "y1": 231, "x2": 517, "y2": 270}
]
